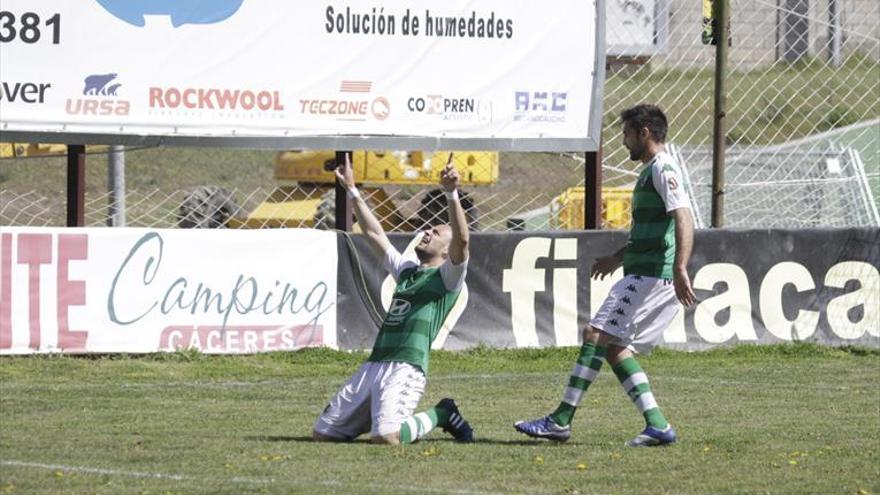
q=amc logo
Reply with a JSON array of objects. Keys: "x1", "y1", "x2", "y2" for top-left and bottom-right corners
[{"x1": 514, "y1": 91, "x2": 567, "y2": 112}]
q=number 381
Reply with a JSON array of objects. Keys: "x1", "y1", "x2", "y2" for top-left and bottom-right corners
[{"x1": 0, "y1": 11, "x2": 61, "y2": 44}]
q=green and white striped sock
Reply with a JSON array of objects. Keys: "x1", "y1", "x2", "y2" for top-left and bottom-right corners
[
  {"x1": 612, "y1": 357, "x2": 668, "y2": 430},
  {"x1": 548, "y1": 343, "x2": 606, "y2": 426},
  {"x1": 398, "y1": 406, "x2": 451, "y2": 444}
]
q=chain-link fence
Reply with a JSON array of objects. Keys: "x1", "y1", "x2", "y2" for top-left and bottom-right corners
[{"x1": 2, "y1": 0, "x2": 878, "y2": 231}]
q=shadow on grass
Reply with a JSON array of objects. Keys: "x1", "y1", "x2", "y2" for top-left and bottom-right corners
[
  {"x1": 244, "y1": 435, "x2": 577, "y2": 446},
  {"x1": 469, "y1": 438, "x2": 577, "y2": 446},
  {"x1": 245, "y1": 435, "x2": 371, "y2": 444},
  {"x1": 244, "y1": 435, "x2": 580, "y2": 446}
]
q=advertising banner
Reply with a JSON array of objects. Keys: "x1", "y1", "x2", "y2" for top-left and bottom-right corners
[
  {"x1": 4, "y1": 227, "x2": 875, "y2": 354},
  {"x1": 0, "y1": 0, "x2": 604, "y2": 151},
  {"x1": 0, "y1": 228, "x2": 337, "y2": 354},
  {"x1": 338, "y1": 229, "x2": 879, "y2": 351}
]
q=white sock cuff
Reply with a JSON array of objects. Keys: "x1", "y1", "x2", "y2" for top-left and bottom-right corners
[
  {"x1": 571, "y1": 364, "x2": 599, "y2": 382},
  {"x1": 622, "y1": 372, "x2": 648, "y2": 392},
  {"x1": 635, "y1": 392, "x2": 658, "y2": 413},
  {"x1": 562, "y1": 386, "x2": 585, "y2": 406}
]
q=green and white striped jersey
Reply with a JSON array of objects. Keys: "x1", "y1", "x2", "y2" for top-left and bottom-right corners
[
  {"x1": 623, "y1": 151, "x2": 692, "y2": 280},
  {"x1": 367, "y1": 248, "x2": 467, "y2": 374}
]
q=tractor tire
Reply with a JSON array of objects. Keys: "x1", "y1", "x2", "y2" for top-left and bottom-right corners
[
  {"x1": 313, "y1": 188, "x2": 336, "y2": 230},
  {"x1": 178, "y1": 185, "x2": 241, "y2": 228}
]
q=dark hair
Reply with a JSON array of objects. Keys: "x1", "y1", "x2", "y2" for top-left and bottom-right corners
[{"x1": 620, "y1": 104, "x2": 668, "y2": 143}]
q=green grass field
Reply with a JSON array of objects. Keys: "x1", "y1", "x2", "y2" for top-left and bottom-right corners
[{"x1": 1, "y1": 345, "x2": 878, "y2": 494}]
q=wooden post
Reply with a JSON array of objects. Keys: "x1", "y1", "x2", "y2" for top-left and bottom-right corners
[
  {"x1": 585, "y1": 141, "x2": 603, "y2": 230},
  {"x1": 66, "y1": 145, "x2": 86, "y2": 227}
]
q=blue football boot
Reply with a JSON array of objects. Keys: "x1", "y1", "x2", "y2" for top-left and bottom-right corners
[
  {"x1": 513, "y1": 416, "x2": 571, "y2": 442},
  {"x1": 625, "y1": 425, "x2": 677, "y2": 447}
]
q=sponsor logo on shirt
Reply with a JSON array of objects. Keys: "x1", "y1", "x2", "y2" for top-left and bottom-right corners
[{"x1": 385, "y1": 298, "x2": 412, "y2": 325}]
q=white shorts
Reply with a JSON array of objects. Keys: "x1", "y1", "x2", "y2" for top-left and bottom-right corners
[
  {"x1": 313, "y1": 361, "x2": 426, "y2": 440},
  {"x1": 590, "y1": 274, "x2": 679, "y2": 353}
]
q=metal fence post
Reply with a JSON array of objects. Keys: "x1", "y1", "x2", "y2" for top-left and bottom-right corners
[
  {"x1": 828, "y1": 0, "x2": 842, "y2": 67},
  {"x1": 107, "y1": 145, "x2": 126, "y2": 226}
]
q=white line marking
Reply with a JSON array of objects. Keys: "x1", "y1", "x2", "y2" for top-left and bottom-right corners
[{"x1": 0, "y1": 460, "x2": 507, "y2": 495}]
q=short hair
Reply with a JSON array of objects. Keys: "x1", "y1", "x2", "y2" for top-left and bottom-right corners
[{"x1": 620, "y1": 104, "x2": 668, "y2": 143}]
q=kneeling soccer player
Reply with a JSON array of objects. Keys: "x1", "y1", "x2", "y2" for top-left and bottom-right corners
[{"x1": 313, "y1": 153, "x2": 474, "y2": 445}]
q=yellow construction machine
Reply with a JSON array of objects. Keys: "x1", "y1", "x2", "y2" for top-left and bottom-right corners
[
  {"x1": 227, "y1": 150, "x2": 499, "y2": 230},
  {"x1": 0, "y1": 142, "x2": 75, "y2": 158}
]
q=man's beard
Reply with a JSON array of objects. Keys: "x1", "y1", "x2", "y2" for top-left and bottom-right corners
[{"x1": 628, "y1": 145, "x2": 642, "y2": 161}]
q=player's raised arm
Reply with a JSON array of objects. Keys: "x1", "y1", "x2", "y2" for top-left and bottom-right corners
[
  {"x1": 440, "y1": 154, "x2": 469, "y2": 265},
  {"x1": 334, "y1": 152, "x2": 393, "y2": 257}
]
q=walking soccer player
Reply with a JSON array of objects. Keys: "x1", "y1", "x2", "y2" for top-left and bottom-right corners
[
  {"x1": 312, "y1": 152, "x2": 474, "y2": 445},
  {"x1": 514, "y1": 104, "x2": 697, "y2": 447}
]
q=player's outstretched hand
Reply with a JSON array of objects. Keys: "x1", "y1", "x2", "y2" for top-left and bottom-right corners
[
  {"x1": 673, "y1": 267, "x2": 696, "y2": 306},
  {"x1": 591, "y1": 255, "x2": 621, "y2": 280},
  {"x1": 440, "y1": 153, "x2": 460, "y2": 192},
  {"x1": 334, "y1": 152, "x2": 355, "y2": 189}
]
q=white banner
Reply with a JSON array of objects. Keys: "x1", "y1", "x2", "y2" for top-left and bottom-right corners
[
  {"x1": 0, "y1": 227, "x2": 337, "y2": 354},
  {"x1": 0, "y1": 0, "x2": 604, "y2": 151}
]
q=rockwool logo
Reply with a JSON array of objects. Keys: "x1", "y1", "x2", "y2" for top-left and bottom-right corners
[
  {"x1": 149, "y1": 87, "x2": 284, "y2": 112},
  {"x1": 298, "y1": 80, "x2": 390, "y2": 121}
]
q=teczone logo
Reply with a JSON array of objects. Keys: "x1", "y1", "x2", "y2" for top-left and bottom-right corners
[
  {"x1": 514, "y1": 90, "x2": 567, "y2": 123},
  {"x1": 407, "y1": 95, "x2": 492, "y2": 122},
  {"x1": 149, "y1": 87, "x2": 285, "y2": 119},
  {"x1": 299, "y1": 80, "x2": 390, "y2": 122},
  {"x1": 66, "y1": 73, "x2": 130, "y2": 116}
]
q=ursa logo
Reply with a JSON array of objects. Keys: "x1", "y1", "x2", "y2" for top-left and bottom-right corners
[
  {"x1": 66, "y1": 73, "x2": 130, "y2": 116},
  {"x1": 95, "y1": 0, "x2": 244, "y2": 27},
  {"x1": 82, "y1": 73, "x2": 122, "y2": 96}
]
